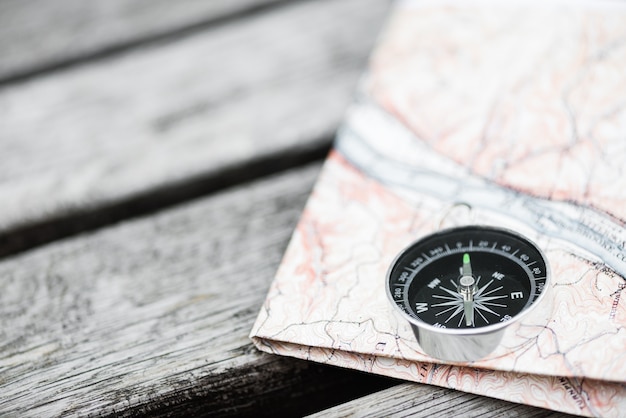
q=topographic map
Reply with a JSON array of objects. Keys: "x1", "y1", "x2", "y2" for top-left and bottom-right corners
[{"x1": 251, "y1": 1, "x2": 626, "y2": 416}]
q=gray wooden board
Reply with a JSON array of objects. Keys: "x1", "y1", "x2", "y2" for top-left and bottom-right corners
[
  {"x1": 0, "y1": 162, "x2": 394, "y2": 417},
  {"x1": 0, "y1": 0, "x2": 390, "y2": 235},
  {"x1": 0, "y1": 0, "x2": 285, "y2": 82},
  {"x1": 308, "y1": 383, "x2": 578, "y2": 418},
  {"x1": 0, "y1": 163, "x2": 578, "y2": 417}
]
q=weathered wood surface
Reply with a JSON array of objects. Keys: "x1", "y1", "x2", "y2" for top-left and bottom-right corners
[
  {"x1": 0, "y1": 0, "x2": 389, "y2": 256},
  {"x1": 0, "y1": 0, "x2": 284, "y2": 82},
  {"x1": 309, "y1": 383, "x2": 577, "y2": 418},
  {"x1": 0, "y1": 163, "x2": 394, "y2": 417}
]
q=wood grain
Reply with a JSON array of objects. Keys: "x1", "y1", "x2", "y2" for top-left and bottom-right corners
[
  {"x1": 0, "y1": 0, "x2": 389, "y2": 244},
  {"x1": 308, "y1": 383, "x2": 578, "y2": 418},
  {"x1": 0, "y1": 163, "x2": 395, "y2": 417},
  {"x1": 0, "y1": 0, "x2": 285, "y2": 82}
]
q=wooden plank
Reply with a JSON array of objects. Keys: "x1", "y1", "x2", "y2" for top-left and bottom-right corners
[
  {"x1": 0, "y1": 163, "x2": 394, "y2": 417},
  {"x1": 308, "y1": 383, "x2": 577, "y2": 418},
  {"x1": 0, "y1": 0, "x2": 285, "y2": 82},
  {"x1": 0, "y1": 0, "x2": 390, "y2": 255}
]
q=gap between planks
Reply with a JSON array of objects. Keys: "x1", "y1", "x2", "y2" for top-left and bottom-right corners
[
  {"x1": 0, "y1": 0, "x2": 290, "y2": 85},
  {"x1": 307, "y1": 382, "x2": 579, "y2": 418},
  {"x1": 0, "y1": 139, "x2": 331, "y2": 260},
  {"x1": 0, "y1": 0, "x2": 391, "y2": 259}
]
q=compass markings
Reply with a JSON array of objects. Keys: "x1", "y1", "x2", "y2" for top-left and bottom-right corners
[
  {"x1": 476, "y1": 295, "x2": 507, "y2": 303},
  {"x1": 415, "y1": 302, "x2": 429, "y2": 313},
  {"x1": 426, "y1": 277, "x2": 509, "y2": 326},
  {"x1": 434, "y1": 304, "x2": 460, "y2": 315},
  {"x1": 473, "y1": 302, "x2": 500, "y2": 316},
  {"x1": 458, "y1": 311, "x2": 470, "y2": 327},
  {"x1": 432, "y1": 301, "x2": 463, "y2": 323},
  {"x1": 444, "y1": 305, "x2": 464, "y2": 324},
  {"x1": 432, "y1": 299, "x2": 462, "y2": 307},
  {"x1": 440, "y1": 286, "x2": 462, "y2": 299},
  {"x1": 432, "y1": 294, "x2": 459, "y2": 301},
  {"x1": 479, "y1": 285, "x2": 504, "y2": 298},
  {"x1": 475, "y1": 307, "x2": 489, "y2": 323},
  {"x1": 474, "y1": 279, "x2": 495, "y2": 297},
  {"x1": 427, "y1": 278, "x2": 441, "y2": 289}
]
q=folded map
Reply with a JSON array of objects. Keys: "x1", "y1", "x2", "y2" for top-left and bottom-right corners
[{"x1": 251, "y1": 1, "x2": 626, "y2": 416}]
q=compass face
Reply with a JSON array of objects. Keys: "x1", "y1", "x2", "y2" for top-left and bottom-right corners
[{"x1": 387, "y1": 226, "x2": 549, "y2": 331}]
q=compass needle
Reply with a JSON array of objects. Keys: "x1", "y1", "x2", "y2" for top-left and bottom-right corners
[
  {"x1": 458, "y1": 253, "x2": 476, "y2": 326},
  {"x1": 462, "y1": 252, "x2": 472, "y2": 276},
  {"x1": 463, "y1": 300, "x2": 474, "y2": 326},
  {"x1": 387, "y1": 226, "x2": 550, "y2": 361}
]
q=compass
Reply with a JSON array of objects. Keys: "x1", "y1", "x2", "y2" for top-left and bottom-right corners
[{"x1": 386, "y1": 225, "x2": 550, "y2": 362}]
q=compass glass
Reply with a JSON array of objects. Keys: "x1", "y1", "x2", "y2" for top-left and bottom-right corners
[{"x1": 387, "y1": 226, "x2": 548, "y2": 330}]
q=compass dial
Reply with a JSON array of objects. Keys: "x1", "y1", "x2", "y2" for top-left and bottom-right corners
[{"x1": 386, "y1": 226, "x2": 550, "y2": 361}]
